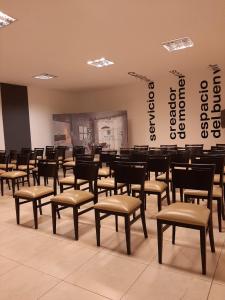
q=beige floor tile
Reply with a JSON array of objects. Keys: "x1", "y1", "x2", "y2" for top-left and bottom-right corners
[
  {"x1": 122, "y1": 264, "x2": 211, "y2": 300},
  {"x1": 150, "y1": 237, "x2": 220, "y2": 280},
  {"x1": 65, "y1": 251, "x2": 147, "y2": 300},
  {"x1": 0, "y1": 231, "x2": 61, "y2": 263},
  {"x1": 213, "y1": 248, "x2": 225, "y2": 285},
  {"x1": 25, "y1": 239, "x2": 97, "y2": 279},
  {"x1": 208, "y1": 283, "x2": 225, "y2": 300},
  {"x1": 0, "y1": 255, "x2": 19, "y2": 277},
  {"x1": 40, "y1": 281, "x2": 108, "y2": 300},
  {"x1": 0, "y1": 265, "x2": 59, "y2": 300}
]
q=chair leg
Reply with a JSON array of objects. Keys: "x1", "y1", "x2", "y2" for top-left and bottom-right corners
[
  {"x1": 115, "y1": 215, "x2": 118, "y2": 232},
  {"x1": 12, "y1": 179, "x2": 16, "y2": 196},
  {"x1": 157, "y1": 220, "x2": 163, "y2": 264},
  {"x1": 172, "y1": 225, "x2": 176, "y2": 244},
  {"x1": 56, "y1": 205, "x2": 61, "y2": 219},
  {"x1": 60, "y1": 184, "x2": 63, "y2": 193},
  {"x1": 15, "y1": 197, "x2": 20, "y2": 224},
  {"x1": 73, "y1": 207, "x2": 79, "y2": 240},
  {"x1": 38, "y1": 199, "x2": 42, "y2": 215},
  {"x1": 32, "y1": 200, "x2": 38, "y2": 229},
  {"x1": 208, "y1": 217, "x2": 215, "y2": 253},
  {"x1": 95, "y1": 210, "x2": 101, "y2": 247},
  {"x1": 125, "y1": 215, "x2": 131, "y2": 255},
  {"x1": 140, "y1": 206, "x2": 148, "y2": 238},
  {"x1": 51, "y1": 203, "x2": 57, "y2": 234},
  {"x1": 157, "y1": 194, "x2": 162, "y2": 211},
  {"x1": 166, "y1": 187, "x2": 170, "y2": 205},
  {"x1": 200, "y1": 227, "x2": 206, "y2": 275},
  {"x1": 1, "y1": 178, "x2": 4, "y2": 196},
  {"x1": 217, "y1": 199, "x2": 222, "y2": 232},
  {"x1": 27, "y1": 175, "x2": 30, "y2": 187}
]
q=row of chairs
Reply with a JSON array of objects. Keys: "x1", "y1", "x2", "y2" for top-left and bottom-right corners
[{"x1": 11, "y1": 157, "x2": 220, "y2": 275}]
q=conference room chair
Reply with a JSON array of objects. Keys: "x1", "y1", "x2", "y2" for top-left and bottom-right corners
[
  {"x1": 14, "y1": 160, "x2": 58, "y2": 229},
  {"x1": 156, "y1": 163, "x2": 215, "y2": 275},
  {"x1": 34, "y1": 147, "x2": 44, "y2": 160},
  {"x1": 185, "y1": 155, "x2": 225, "y2": 232},
  {"x1": 132, "y1": 155, "x2": 170, "y2": 211},
  {"x1": 98, "y1": 151, "x2": 117, "y2": 178},
  {"x1": 51, "y1": 161, "x2": 99, "y2": 240},
  {"x1": 94, "y1": 162, "x2": 148, "y2": 254}
]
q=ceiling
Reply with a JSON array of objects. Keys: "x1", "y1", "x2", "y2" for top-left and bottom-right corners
[{"x1": 0, "y1": 0, "x2": 224, "y2": 91}]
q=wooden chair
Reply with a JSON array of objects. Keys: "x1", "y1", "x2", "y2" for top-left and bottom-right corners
[
  {"x1": 132, "y1": 155, "x2": 170, "y2": 211},
  {"x1": 14, "y1": 160, "x2": 58, "y2": 229},
  {"x1": 94, "y1": 162, "x2": 148, "y2": 254},
  {"x1": 34, "y1": 148, "x2": 44, "y2": 160},
  {"x1": 51, "y1": 161, "x2": 99, "y2": 240},
  {"x1": 185, "y1": 155, "x2": 225, "y2": 232},
  {"x1": 156, "y1": 163, "x2": 215, "y2": 275}
]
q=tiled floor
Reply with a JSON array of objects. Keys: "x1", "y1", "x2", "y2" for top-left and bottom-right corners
[{"x1": 0, "y1": 179, "x2": 225, "y2": 299}]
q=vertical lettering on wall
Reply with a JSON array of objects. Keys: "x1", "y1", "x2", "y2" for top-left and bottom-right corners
[
  {"x1": 147, "y1": 82, "x2": 156, "y2": 141},
  {"x1": 168, "y1": 87, "x2": 177, "y2": 139},
  {"x1": 210, "y1": 64, "x2": 221, "y2": 138}
]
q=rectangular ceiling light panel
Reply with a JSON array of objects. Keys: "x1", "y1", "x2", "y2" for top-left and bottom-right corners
[
  {"x1": 87, "y1": 57, "x2": 114, "y2": 68},
  {"x1": 0, "y1": 11, "x2": 16, "y2": 28},
  {"x1": 162, "y1": 37, "x2": 193, "y2": 52},
  {"x1": 33, "y1": 73, "x2": 57, "y2": 80}
]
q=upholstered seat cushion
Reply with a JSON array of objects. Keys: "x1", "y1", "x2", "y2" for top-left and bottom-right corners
[
  {"x1": 213, "y1": 174, "x2": 225, "y2": 184},
  {"x1": 156, "y1": 202, "x2": 210, "y2": 226},
  {"x1": 63, "y1": 161, "x2": 76, "y2": 167},
  {"x1": 94, "y1": 195, "x2": 141, "y2": 213},
  {"x1": 18, "y1": 165, "x2": 35, "y2": 171},
  {"x1": 156, "y1": 172, "x2": 172, "y2": 182},
  {"x1": 0, "y1": 171, "x2": 27, "y2": 178},
  {"x1": 0, "y1": 169, "x2": 6, "y2": 175},
  {"x1": 0, "y1": 163, "x2": 15, "y2": 169},
  {"x1": 59, "y1": 176, "x2": 88, "y2": 185},
  {"x1": 51, "y1": 190, "x2": 94, "y2": 205},
  {"x1": 32, "y1": 167, "x2": 38, "y2": 172},
  {"x1": 15, "y1": 186, "x2": 54, "y2": 198},
  {"x1": 97, "y1": 178, "x2": 125, "y2": 189},
  {"x1": 11, "y1": 160, "x2": 17, "y2": 164},
  {"x1": 64, "y1": 157, "x2": 73, "y2": 162},
  {"x1": 184, "y1": 186, "x2": 222, "y2": 198},
  {"x1": 94, "y1": 154, "x2": 100, "y2": 162},
  {"x1": 29, "y1": 160, "x2": 36, "y2": 165},
  {"x1": 132, "y1": 180, "x2": 167, "y2": 193},
  {"x1": 98, "y1": 167, "x2": 110, "y2": 177}
]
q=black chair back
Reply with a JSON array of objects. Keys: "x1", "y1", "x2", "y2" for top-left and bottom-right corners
[
  {"x1": 37, "y1": 160, "x2": 58, "y2": 194},
  {"x1": 21, "y1": 147, "x2": 31, "y2": 155},
  {"x1": 133, "y1": 145, "x2": 149, "y2": 151},
  {"x1": 171, "y1": 163, "x2": 215, "y2": 209},
  {"x1": 73, "y1": 146, "x2": 85, "y2": 157},
  {"x1": 76, "y1": 154, "x2": 94, "y2": 162},
  {"x1": 170, "y1": 150, "x2": 189, "y2": 163},
  {"x1": 16, "y1": 153, "x2": 30, "y2": 166},
  {"x1": 0, "y1": 153, "x2": 8, "y2": 165},
  {"x1": 34, "y1": 148, "x2": 44, "y2": 159},
  {"x1": 131, "y1": 150, "x2": 149, "y2": 162}
]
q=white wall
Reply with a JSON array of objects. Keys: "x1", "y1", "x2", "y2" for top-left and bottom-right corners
[
  {"x1": 71, "y1": 66, "x2": 225, "y2": 149},
  {"x1": 0, "y1": 88, "x2": 5, "y2": 149},
  {"x1": 28, "y1": 86, "x2": 75, "y2": 148}
]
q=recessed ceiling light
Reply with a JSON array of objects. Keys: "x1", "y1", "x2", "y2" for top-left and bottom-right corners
[
  {"x1": 33, "y1": 73, "x2": 57, "y2": 80},
  {"x1": 162, "y1": 37, "x2": 193, "y2": 52},
  {"x1": 0, "y1": 11, "x2": 16, "y2": 28},
  {"x1": 87, "y1": 57, "x2": 114, "y2": 68}
]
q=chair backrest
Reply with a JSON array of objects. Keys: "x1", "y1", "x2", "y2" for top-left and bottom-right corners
[
  {"x1": 16, "y1": 153, "x2": 30, "y2": 166},
  {"x1": 147, "y1": 155, "x2": 170, "y2": 174},
  {"x1": 75, "y1": 154, "x2": 94, "y2": 163},
  {"x1": 0, "y1": 153, "x2": 8, "y2": 164},
  {"x1": 171, "y1": 163, "x2": 215, "y2": 209},
  {"x1": 131, "y1": 150, "x2": 149, "y2": 162},
  {"x1": 45, "y1": 146, "x2": 55, "y2": 156},
  {"x1": 56, "y1": 146, "x2": 67, "y2": 159},
  {"x1": 133, "y1": 145, "x2": 149, "y2": 151},
  {"x1": 37, "y1": 160, "x2": 58, "y2": 194},
  {"x1": 120, "y1": 148, "x2": 134, "y2": 156},
  {"x1": 21, "y1": 147, "x2": 31, "y2": 155},
  {"x1": 34, "y1": 148, "x2": 44, "y2": 158},
  {"x1": 216, "y1": 143, "x2": 225, "y2": 149},
  {"x1": 73, "y1": 146, "x2": 85, "y2": 157},
  {"x1": 185, "y1": 144, "x2": 203, "y2": 157},
  {"x1": 191, "y1": 155, "x2": 224, "y2": 185},
  {"x1": 170, "y1": 150, "x2": 190, "y2": 163},
  {"x1": 9, "y1": 150, "x2": 17, "y2": 161},
  {"x1": 74, "y1": 161, "x2": 99, "y2": 196},
  {"x1": 160, "y1": 144, "x2": 177, "y2": 150},
  {"x1": 100, "y1": 152, "x2": 117, "y2": 166},
  {"x1": 92, "y1": 145, "x2": 103, "y2": 155},
  {"x1": 46, "y1": 149, "x2": 58, "y2": 161}
]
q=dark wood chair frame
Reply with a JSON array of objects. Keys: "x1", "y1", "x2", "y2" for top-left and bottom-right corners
[
  {"x1": 14, "y1": 161, "x2": 58, "y2": 229},
  {"x1": 95, "y1": 162, "x2": 148, "y2": 255},
  {"x1": 157, "y1": 163, "x2": 215, "y2": 275},
  {"x1": 51, "y1": 161, "x2": 99, "y2": 240}
]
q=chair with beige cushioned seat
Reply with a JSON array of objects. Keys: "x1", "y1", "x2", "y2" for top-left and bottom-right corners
[
  {"x1": 132, "y1": 155, "x2": 170, "y2": 211},
  {"x1": 51, "y1": 161, "x2": 99, "y2": 240},
  {"x1": 98, "y1": 151, "x2": 117, "y2": 178},
  {"x1": 184, "y1": 155, "x2": 225, "y2": 232},
  {"x1": 94, "y1": 162, "x2": 148, "y2": 255},
  {"x1": 156, "y1": 163, "x2": 215, "y2": 275},
  {"x1": 14, "y1": 160, "x2": 58, "y2": 229}
]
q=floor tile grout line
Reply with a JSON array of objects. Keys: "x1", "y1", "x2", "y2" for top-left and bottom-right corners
[
  {"x1": 37, "y1": 279, "x2": 63, "y2": 300},
  {"x1": 119, "y1": 264, "x2": 149, "y2": 300}
]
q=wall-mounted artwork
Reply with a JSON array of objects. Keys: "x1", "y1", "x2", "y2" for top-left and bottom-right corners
[{"x1": 52, "y1": 110, "x2": 128, "y2": 152}]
